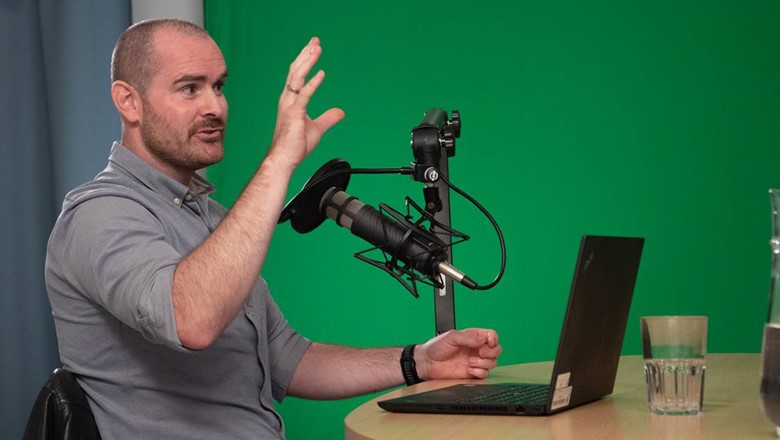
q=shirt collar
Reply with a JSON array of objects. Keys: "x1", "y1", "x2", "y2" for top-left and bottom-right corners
[{"x1": 107, "y1": 142, "x2": 216, "y2": 206}]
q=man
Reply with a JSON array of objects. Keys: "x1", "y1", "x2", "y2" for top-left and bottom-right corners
[{"x1": 45, "y1": 18, "x2": 502, "y2": 439}]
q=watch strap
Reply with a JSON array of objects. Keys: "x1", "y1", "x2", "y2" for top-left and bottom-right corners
[{"x1": 401, "y1": 344, "x2": 423, "y2": 385}]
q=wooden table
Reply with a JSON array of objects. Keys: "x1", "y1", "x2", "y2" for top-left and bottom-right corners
[{"x1": 345, "y1": 354, "x2": 776, "y2": 439}]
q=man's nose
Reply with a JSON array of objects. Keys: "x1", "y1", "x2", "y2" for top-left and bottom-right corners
[{"x1": 201, "y1": 89, "x2": 226, "y2": 119}]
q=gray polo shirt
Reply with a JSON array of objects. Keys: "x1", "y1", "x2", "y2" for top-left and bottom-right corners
[{"x1": 45, "y1": 142, "x2": 311, "y2": 439}]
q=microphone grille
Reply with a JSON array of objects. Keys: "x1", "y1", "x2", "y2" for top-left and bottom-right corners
[{"x1": 320, "y1": 188, "x2": 364, "y2": 230}]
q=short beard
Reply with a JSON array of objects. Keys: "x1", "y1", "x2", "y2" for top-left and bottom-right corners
[{"x1": 140, "y1": 103, "x2": 225, "y2": 172}]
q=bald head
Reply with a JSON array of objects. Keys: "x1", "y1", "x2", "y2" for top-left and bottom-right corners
[{"x1": 111, "y1": 18, "x2": 211, "y2": 96}]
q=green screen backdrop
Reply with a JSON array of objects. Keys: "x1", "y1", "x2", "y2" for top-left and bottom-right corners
[{"x1": 204, "y1": 1, "x2": 780, "y2": 438}]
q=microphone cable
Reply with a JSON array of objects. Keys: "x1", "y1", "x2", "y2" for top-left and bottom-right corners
[{"x1": 436, "y1": 172, "x2": 506, "y2": 291}]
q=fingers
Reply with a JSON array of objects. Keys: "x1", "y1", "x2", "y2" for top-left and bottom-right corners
[
  {"x1": 280, "y1": 69, "x2": 324, "y2": 110},
  {"x1": 469, "y1": 340, "x2": 500, "y2": 378},
  {"x1": 444, "y1": 328, "x2": 502, "y2": 379},
  {"x1": 312, "y1": 108, "x2": 346, "y2": 133},
  {"x1": 283, "y1": 37, "x2": 323, "y2": 102},
  {"x1": 302, "y1": 107, "x2": 345, "y2": 153},
  {"x1": 465, "y1": 351, "x2": 499, "y2": 379},
  {"x1": 439, "y1": 329, "x2": 502, "y2": 362},
  {"x1": 467, "y1": 363, "x2": 496, "y2": 378},
  {"x1": 447, "y1": 328, "x2": 500, "y2": 349},
  {"x1": 417, "y1": 328, "x2": 502, "y2": 381},
  {"x1": 278, "y1": 37, "x2": 340, "y2": 132},
  {"x1": 470, "y1": 354, "x2": 498, "y2": 369},
  {"x1": 268, "y1": 37, "x2": 342, "y2": 165}
]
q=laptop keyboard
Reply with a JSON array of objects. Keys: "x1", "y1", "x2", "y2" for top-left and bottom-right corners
[{"x1": 447, "y1": 384, "x2": 549, "y2": 405}]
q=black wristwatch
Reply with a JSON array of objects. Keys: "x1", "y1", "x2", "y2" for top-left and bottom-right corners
[{"x1": 401, "y1": 344, "x2": 423, "y2": 385}]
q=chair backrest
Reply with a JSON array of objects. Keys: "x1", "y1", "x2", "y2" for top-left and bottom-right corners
[{"x1": 23, "y1": 368, "x2": 101, "y2": 440}]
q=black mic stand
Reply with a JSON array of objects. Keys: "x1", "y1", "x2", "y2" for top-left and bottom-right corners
[
  {"x1": 431, "y1": 153, "x2": 456, "y2": 334},
  {"x1": 410, "y1": 108, "x2": 461, "y2": 334}
]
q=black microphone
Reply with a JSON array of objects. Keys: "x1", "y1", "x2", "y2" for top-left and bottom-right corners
[{"x1": 319, "y1": 187, "x2": 477, "y2": 290}]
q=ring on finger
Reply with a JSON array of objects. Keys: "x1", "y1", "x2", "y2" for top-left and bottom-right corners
[{"x1": 286, "y1": 84, "x2": 301, "y2": 94}]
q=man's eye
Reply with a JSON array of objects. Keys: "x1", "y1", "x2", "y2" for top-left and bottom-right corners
[
  {"x1": 214, "y1": 82, "x2": 224, "y2": 95},
  {"x1": 181, "y1": 85, "x2": 197, "y2": 95}
]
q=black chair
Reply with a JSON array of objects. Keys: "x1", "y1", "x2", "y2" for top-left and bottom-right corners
[{"x1": 23, "y1": 368, "x2": 101, "y2": 440}]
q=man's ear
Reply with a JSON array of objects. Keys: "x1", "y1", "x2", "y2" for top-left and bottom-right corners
[{"x1": 111, "y1": 80, "x2": 141, "y2": 124}]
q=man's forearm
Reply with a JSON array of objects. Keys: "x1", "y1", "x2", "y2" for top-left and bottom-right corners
[
  {"x1": 287, "y1": 343, "x2": 406, "y2": 400},
  {"x1": 172, "y1": 156, "x2": 296, "y2": 349},
  {"x1": 288, "y1": 329, "x2": 502, "y2": 400}
]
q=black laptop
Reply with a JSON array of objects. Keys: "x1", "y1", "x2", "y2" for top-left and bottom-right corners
[{"x1": 378, "y1": 235, "x2": 645, "y2": 416}]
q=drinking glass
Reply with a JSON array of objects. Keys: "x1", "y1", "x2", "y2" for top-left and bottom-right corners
[{"x1": 641, "y1": 316, "x2": 707, "y2": 415}]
